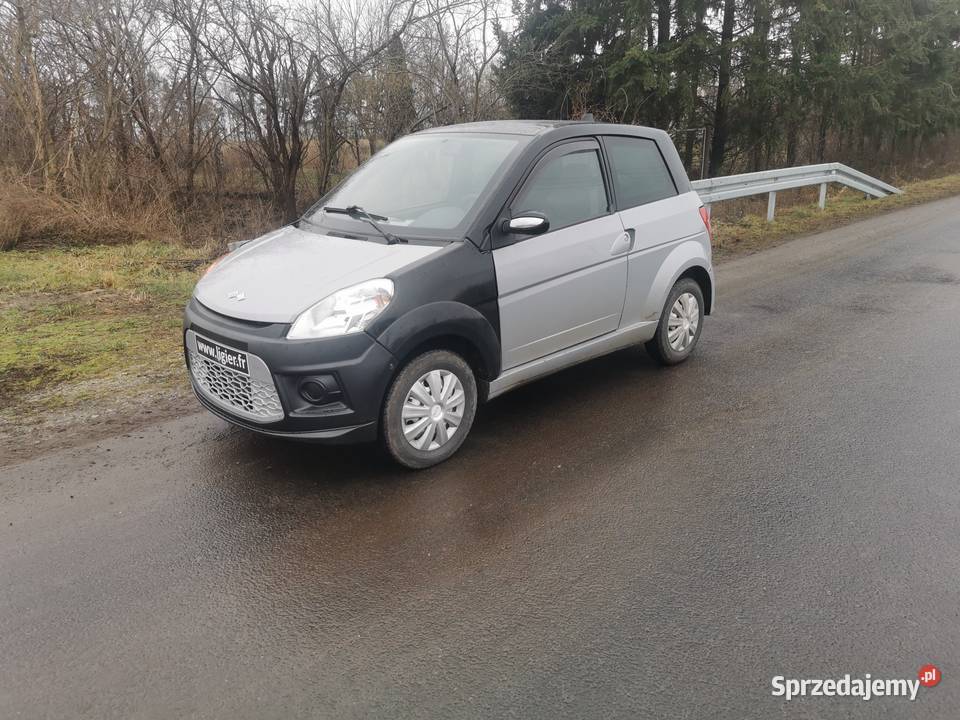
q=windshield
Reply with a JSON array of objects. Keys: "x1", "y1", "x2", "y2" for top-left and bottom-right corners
[{"x1": 308, "y1": 133, "x2": 522, "y2": 236}]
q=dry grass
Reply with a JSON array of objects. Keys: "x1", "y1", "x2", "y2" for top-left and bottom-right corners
[
  {"x1": 0, "y1": 182, "x2": 177, "y2": 251},
  {"x1": 0, "y1": 179, "x2": 287, "y2": 252}
]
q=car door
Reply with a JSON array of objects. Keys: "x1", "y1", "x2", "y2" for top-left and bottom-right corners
[
  {"x1": 602, "y1": 134, "x2": 707, "y2": 325},
  {"x1": 493, "y1": 139, "x2": 630, "y2": 370}
]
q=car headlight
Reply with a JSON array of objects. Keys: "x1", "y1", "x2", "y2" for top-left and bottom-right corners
[{"x1": 287, "y1": 279, "x2": 394, "y2": 339}]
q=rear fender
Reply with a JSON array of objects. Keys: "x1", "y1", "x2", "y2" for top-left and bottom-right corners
[{"x1": 641, "y1": 240, "x2": 713, "y2": 321}]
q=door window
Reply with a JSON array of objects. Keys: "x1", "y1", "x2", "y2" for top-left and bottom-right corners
[
  {"x1": 513, "y1": 146, "x2": 609, "y2": 231},
  {"x1": 605, "y1": 136, "x2": 677, "y2": 209}
]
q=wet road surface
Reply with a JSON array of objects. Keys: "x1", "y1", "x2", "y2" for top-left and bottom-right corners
[{"x1": 3, "y1": 198, "x2": 960, "y2": 718}]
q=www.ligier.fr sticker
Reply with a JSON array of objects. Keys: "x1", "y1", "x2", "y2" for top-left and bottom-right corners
[
  {"x1": 195, "y1": 335, "x2": 249, "y2": 375},
  {"x1": 772, "y1": 665, "x2": 941, "y2": 702}
]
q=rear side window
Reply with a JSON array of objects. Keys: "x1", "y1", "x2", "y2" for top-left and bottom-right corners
[
  {"x1": 514, "y1": 147, "x2": 609, "y2": 231},
  {"x1": 605, "y1": 136, "x2": 677, "y2": 209}
]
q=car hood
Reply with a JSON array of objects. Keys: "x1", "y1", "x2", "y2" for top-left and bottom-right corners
[{"x1": 194, "y1": 226, "x2": 444, "y2": 323}]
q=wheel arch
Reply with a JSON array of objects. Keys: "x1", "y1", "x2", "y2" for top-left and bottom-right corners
[
  {"x1": 643, "y1": 240, "x2": 714, "y2": 319},
  {"x1": 677, "y1": 265, "x2": 713, "y2": 315},
  {"x1": 374, "y1": 301, "x2": 502, "y2": 383}
]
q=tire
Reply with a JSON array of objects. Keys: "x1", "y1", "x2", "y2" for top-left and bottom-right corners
[
  {"x1": 645, "y1": 277, "x2": 705, "y2": 366},
  {"x1": 381, "y1": 350, "x2": 478, "y2": 469}
]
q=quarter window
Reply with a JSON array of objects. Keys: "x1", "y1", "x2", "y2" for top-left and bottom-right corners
[
  {"x1": 605, "y1": 137, "x2": 677, "y2": 209},
  {"x1": 513, "y1": 147, "x2": 608, "y2": 231}
]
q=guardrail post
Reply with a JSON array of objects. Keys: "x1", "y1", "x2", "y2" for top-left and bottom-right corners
[
  {"x1": 766, "y1": 191, "x2": 777, "y2": 222},
  {"x1": 818, "y1": 183, "x2": 827, "y2": 210}
]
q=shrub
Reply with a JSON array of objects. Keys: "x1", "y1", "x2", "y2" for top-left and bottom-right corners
[{"x1": 0, "y1": 182, "x2": 170, "y2": 250}]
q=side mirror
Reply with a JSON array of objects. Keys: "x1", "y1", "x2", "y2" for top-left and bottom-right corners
[{"x1": 502, "y1": 213, "x2": 550, "y2": 236}]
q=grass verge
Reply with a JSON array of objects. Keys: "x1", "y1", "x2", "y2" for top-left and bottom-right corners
[{"x1": 1, "y1": 242, "x2": 213, "y2": 409}]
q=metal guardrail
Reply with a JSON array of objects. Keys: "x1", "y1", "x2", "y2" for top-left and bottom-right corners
[{"x1": 691, "y1": 162, "x2": 902, "y2": 222}]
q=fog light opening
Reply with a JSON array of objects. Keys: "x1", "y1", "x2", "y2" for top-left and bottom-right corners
[{"x1": 299, "y1": 379, "x2": 328, "y2": 404}]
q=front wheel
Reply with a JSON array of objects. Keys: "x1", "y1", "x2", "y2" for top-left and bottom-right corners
[
  {"x1": 645, "y1": 278, "x2": 705, "y2": 365},
  {"x1": 381, "y1": 350, "x2": 478, "y2": 469}
]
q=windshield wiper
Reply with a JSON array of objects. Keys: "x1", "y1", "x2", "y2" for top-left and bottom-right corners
[
  {"x1": 324, "y1": 205, "x2": 389, "y2": 221},
  {"x1": 323, "y1": 205, "x2": 405, "y2": 244}
]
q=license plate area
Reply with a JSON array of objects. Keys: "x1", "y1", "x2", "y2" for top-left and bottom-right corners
[{"x1": 194, "y1": 333, "x2": 249, "y2": 375}]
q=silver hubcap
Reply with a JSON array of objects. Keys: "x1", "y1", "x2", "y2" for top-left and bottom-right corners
[
  {"x1": 402, "y1": 369, "x2": 465, "y2": 451},
  {"x1": 667, "y1": 292, "x2": 700, "y2": 352}
]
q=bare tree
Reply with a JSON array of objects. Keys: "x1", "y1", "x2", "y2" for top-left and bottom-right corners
[
  {"x1": 304, "y1": 0, "x2": 423, "y2": 195},
  {"x1": 162, "y1": 0, "x2": 222, "y2": 197},
  {"x1": 179, "y1": 0, "x2": 317, "y2": 221},
  {"x1": 0, "y1": 0, "x2": 57, "y2": 191},
  {"x1": 0, "y1": 0, "x2": 509, "y2": 244},
  {"x1": 405, "y1": 0, "x2": 506, "y2": 129}
]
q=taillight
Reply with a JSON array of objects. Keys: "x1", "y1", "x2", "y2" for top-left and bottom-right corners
[{"x1": 699, "y1": 206, "x2": 713, "y2": 244}]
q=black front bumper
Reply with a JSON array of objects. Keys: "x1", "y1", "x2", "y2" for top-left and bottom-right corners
[{"x1": 183, "y1": 298, "x2": 398, "y2": 443}]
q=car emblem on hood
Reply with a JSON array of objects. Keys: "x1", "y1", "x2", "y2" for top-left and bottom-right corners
[{"x1": 228, "y1": 290, "x2": 246, "y2": 301}]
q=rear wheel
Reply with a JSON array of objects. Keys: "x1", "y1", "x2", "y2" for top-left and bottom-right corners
[
  {"x1": 381, "y1": 350, "x2": 478, "y2": 469},
  {"x1": 645, "y1": 277, "x2": 705, "y2": 365}
]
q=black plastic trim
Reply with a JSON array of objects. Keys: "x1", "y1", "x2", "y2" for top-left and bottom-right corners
[
  {"x1": 193, "y1": 388, "x2": 377, "y2": 443},
  {"x1": 376, "y1": 302, "x2": 501, "y2": 380},
  {"x1": 366, "y1": 241, "x2": 502, "y2": 377},
  {"x1": 184, "y1": 298, "x2": 397, "y2": 439}
]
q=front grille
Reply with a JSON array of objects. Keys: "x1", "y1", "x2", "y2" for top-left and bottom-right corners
[{"x1": 188, "y1": 349, "x2": 284, "y2": 422}]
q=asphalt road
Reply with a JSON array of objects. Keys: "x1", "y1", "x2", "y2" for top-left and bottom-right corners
[{"x1": 3, "y1": 198, "x2": 960, "y2": 719}]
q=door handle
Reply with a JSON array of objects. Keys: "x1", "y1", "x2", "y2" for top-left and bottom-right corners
[{"x1": 610, "y1": 231, "x2": 633, "y2": 256}]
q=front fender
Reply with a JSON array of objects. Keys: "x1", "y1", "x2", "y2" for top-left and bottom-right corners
[{"x1": 374, "y1": 301, "x2": 501, "y2": 380}]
